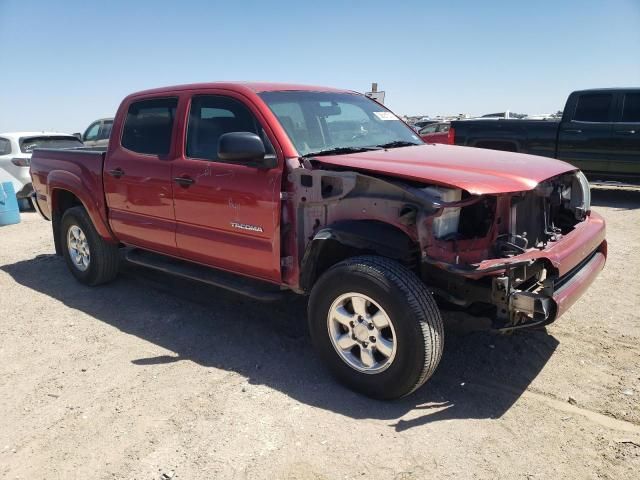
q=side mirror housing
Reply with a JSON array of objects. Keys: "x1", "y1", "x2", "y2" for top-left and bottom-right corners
[
  {"x1": 73, "y1": 132, "x2": 83, "y2": 141},
  {"x1": 218, "y1": 132, "x2": 276, "y2": 169}
]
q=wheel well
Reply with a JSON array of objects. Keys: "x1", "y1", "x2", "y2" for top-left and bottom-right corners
[
  {"x1": 53, "y1": 189, "x2": 83, "y2": 216},
  {"x1": 51, "y1": 189, "x2": 83, "y2": 255},
  {"x1": 299, "y1": 220, "x2": 420, "y2": 292},
  {"x1": 474, "y1": 140, "x2": 519, "y2": 152}
]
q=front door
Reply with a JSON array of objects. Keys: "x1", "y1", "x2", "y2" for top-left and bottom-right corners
[
  {"x1": 172, "y1": 93, "x2": 283, "y2": 282},
  {"x1": 103, "y1": 97, "x2": 179, "y2": 254},
  {"x1": 557, "y1": 92, "x2": 615, "y2": 176},
  {"x1": 82, "y1": 121, "x2": 101, "y2": 147}
]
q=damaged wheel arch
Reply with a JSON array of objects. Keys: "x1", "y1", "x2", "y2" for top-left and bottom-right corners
[{"x1": 299, "y1": 220, "x2": 419, "y2": 292}]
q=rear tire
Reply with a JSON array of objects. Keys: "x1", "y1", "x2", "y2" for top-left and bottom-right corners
[
  {"x1": 60, "y1": 206, "x2": 120, "y2": 286},
  {"x1": 308, "y1": 255, "x2": 444, "y2": 399}
]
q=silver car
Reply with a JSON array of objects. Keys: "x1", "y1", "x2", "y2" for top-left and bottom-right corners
[{"x1": 79, "y1": 118, "x2": 113, "y2": 147}]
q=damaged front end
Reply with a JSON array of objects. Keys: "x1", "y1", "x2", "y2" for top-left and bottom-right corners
[
  {"x1": 286, "y1": 161, "x2": 606, "y2": 331},
  {"x1": 417, "y1": 170, "x2": 606, "y2": 331}
]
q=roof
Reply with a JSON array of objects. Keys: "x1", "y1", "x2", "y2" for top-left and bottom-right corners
[
  {"x1": 0, "y1": 131, "x2": 77, "y2": 139},
  {"x1": 128, "y1": 82, "x2": 355, "y2": 98},
  {"x1": 571, "y1": 87, "x2": 640, "y2": 93}
]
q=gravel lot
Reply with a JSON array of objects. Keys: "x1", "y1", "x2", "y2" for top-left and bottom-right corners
[{"x1": 1, "y1": 188, "x2": 639, "y2": 480}]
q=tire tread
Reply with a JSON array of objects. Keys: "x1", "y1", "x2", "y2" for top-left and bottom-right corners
[
  {"x1": 314, "y1": 255, "x2": 444, "y2": 398},
  {"x1": 61, "y1": 206, "x2": 119, "y2": 286}
]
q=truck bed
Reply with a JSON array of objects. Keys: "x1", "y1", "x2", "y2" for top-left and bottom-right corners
[
  {"x1": 451, "y1": 119, "x2": 560, "y2": 158},
  {"x1": 30, "y1": 147, "x2": 107, "y2": 221}
]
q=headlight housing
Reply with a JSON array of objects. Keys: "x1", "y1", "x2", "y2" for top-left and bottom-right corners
[{"x1": 571, "y1": 171, "x2": 591, "y2": 220}]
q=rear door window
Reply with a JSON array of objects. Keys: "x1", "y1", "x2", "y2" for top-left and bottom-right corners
[
  {"x1": 621, "y1": 93, "x2": 640, "y2": 122},
  {"x1": 122, "y1": 98, "x2": 178, "y2": 155},
  {"x1": 573, "y1": 94, "x2": 613, "y2": 122}
]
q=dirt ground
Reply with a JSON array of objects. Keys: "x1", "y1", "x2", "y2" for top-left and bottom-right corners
[{"x1": 1, "y1": 188, "x2": 639, "y2": 480}]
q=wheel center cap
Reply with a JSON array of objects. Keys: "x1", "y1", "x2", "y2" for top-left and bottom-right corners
[{"x1": 353, "y1": 323, "x2": 370, "y2": 342}]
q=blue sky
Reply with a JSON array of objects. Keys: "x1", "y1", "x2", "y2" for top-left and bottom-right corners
[{"x1": 1, "y1": 0, "x2": 639, "y2": 133}]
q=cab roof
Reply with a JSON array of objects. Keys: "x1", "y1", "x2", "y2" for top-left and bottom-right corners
[{"x1": 128, "y1": 82, "x2": 356, "y2": 98}]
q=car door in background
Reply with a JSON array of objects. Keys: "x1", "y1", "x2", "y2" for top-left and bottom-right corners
[
  {"x1": 610, "y1": 91, "x2": 640, "y2": 178},
  {"x1": 172, "y1": 93, "x2": 282, "y2": 282},
  {"x1": 557, "y1": 92, "x2": 615, "y2": 176},
  {"x1": 82, "y1": 121, "x2": 101, "y2": 147},
  {"x1": 96, "y1": 119, "x2": 114, "y2": 147}
]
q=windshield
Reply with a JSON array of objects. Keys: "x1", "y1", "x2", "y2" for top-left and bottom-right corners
[
  {"x1": 20, "y1": 136, "x2": 83, "y2": 153},
  {"x1": 259, "y1": 91, "x2": 422, "y2": 156}
]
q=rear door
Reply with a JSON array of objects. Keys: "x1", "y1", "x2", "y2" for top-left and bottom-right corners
[
  {"x1": 171, "y1": 92, "x2": 283, "y2": 282},
  {"x1": 610, "y1": 91, "x2": 640, "y2": 178},
  {"x1": 557, "y1": 92, "x2": 615, "y2": 175},
  {"x1": 103, "y1": 97, "x2": 179, "y2": 254}
]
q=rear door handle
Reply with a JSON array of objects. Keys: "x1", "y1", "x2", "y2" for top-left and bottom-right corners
[
  {"x1": 108, "y1": 168, "x2": 125, "y2": 178},
  {"x1": 564, "y1": 129, "x2": 582, "y2": 134},
  {"x1": 173, "y1": 176, "x2": 195, "y2": 187},
  {"x1": 615, "y1": 129, "x2": 636, "y2": 134}
]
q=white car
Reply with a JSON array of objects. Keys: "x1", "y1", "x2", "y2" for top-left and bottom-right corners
[{"x1": 0, "y1": 132, "x2": 83, "y2": 210}]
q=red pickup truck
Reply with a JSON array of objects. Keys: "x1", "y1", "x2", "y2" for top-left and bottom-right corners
[{"x1": 30, "y1": 82, "x2": 606, "y2": 399}]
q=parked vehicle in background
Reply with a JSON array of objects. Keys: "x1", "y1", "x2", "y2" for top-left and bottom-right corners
[
  {"x1": 477, "y1": 111, "x2": 527, "y2": 120},
  {"x1": 77, "y1": 118, "x2": 113, "y2": 147},
  {"x1": 450, "y1": 88, "x2": 640, "y2": 182},
  {"x1": 411, "y1": 119, "x2": 439, "y2": 131},
  {"x1": 419, "y1": 121, "x2": 452, "y2": 144},
  {"x1": 0, "y1": 132, "x2": 82, "y2": 210},
  {"x1": 30, "y1": 82, "x2": 606, "y2": 399}
]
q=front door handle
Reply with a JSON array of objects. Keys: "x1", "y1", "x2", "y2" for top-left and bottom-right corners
[
  {"x1": 108, "y1": 168, "x2": 125, "y2": 178},
  {"x1": 173, "y1": 176, "x2": 195, "y2": 187},
  {"x1": 564, "y1": 129, "x2": 582, "y2": 134},
  {"x1": 615, "y1": 129, "x2": 636, "y2": 134}
]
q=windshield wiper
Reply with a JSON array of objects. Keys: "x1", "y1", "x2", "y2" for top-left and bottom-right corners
[
  {"x1": 375, "y1": 140, "x2": 421, "y2": 149},
  {"x1": 302, "y1": 146, "x2": 382, "y2": 158}
]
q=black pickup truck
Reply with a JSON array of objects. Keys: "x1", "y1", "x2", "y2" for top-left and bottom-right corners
[{"x1": 449, "y1": 88, "x2": 640, "y2": 182}]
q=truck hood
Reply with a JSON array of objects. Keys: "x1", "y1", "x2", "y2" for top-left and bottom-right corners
[{"x1": 314, "y1": 144, "x2": 577, "y2": 195}]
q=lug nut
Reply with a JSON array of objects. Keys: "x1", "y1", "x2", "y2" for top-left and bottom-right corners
[
  {"x1": 368, "y1": 323, "x2": 374, "y2": 330},
  {"x1": 350, "y1": 321, "x2": 355, "y2": 328},
  {"x1": 363, "y1": 342, "x2": 368, "y2": 348},
  {"x1": 370, "y1": 336, "x2": 376, "y2": 342}
]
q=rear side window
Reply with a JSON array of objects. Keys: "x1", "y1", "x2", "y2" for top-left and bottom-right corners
[
  {"x1": 122, "y1": 98, "x2": 177, "y2": 155},
  {"x1": 0, "y1": 138, "x2": 11, "y2": 155},
  {"x1": 621, "y1": 93, "x2": 640, "y2": 122},
  {"x1": 573, "y1": 94, "x2": 613, "y2": 122},
  {"x1": 420, "y1": 124, "x2": 438, "y2": 135},
  {"x1": 186, "y1": 95, "x2": 273, "y2": 161}
]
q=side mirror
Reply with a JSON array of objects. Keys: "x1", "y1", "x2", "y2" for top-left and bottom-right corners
[
  {"x1": 218, "y1": 132, "x2": 276, "y2": 169},
  {"x1": 73, "y1": 132, "x2": 83, "y2": 141}
]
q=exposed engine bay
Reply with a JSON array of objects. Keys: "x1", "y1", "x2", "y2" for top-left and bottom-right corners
[{"x1": 286, "y1": 160, "x2": 596, "y2": 331}]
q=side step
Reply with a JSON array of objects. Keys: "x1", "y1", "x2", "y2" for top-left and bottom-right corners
[{"x1": 125, "y1": 249, "x2": 287, "y2": 302}]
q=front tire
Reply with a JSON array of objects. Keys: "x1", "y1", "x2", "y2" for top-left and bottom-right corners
[
  {"x1": 308, "y1": 255, "x2": 444, "y2": 399},
  {"x1": 60, "y1": 206, "x2": 120, "y2": 286}
]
